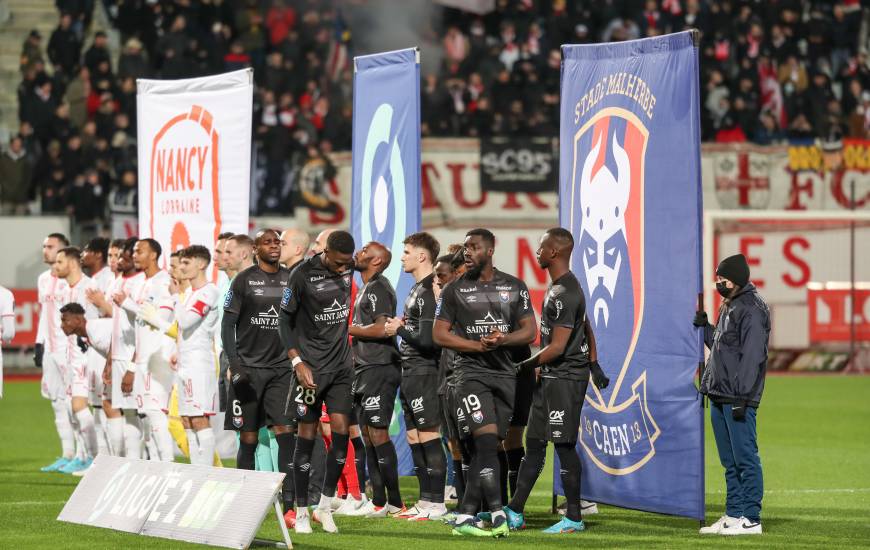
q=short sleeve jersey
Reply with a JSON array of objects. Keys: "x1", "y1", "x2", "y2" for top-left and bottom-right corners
[
  {"x1": 351, "y1": 273, "x2": 399, "y2": 370},
  {"x1": 280, "y1": 254, "x2": 352, "y2": 374},
  {"x1": 131, "y1": 270, "x2": 173, "y2": 364},
  {"x1": 85, "y1": 318, "x2": 114, "y2": 358},
  {"x1": 91, "y1": 266, "x2": 116, "y2": 296},
  {"x1": 37, "y1": 270, "x2": 69, "y2": 354},
  {"x1": 224, "y1": 264, "x2": 291, "y2": 368},
  {"x1": 111, "y1": 273, "x2": 144, "y2": 361},
  {"x1": 540, "y1": 272, "x2": 590, "y2": 381},
  {"x1": 178, "y1": 283, "x2": 220, "y2": 360},
  {"x1": 398, "y1": 273, "x2": 439, "y2": 375},
  {"x1": 435, "y1": 269, "x2": 534, "y2": 379}
]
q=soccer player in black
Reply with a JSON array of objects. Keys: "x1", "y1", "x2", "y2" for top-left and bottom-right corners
[
  {"x1": 504, "y1": 228, "x2": 609, "y2": 534},
  {"x1": 385, "y1": 232, "x2": 447, "y2": 519},
  {"x1": 278, "y1": 230, "x2": 355, "y2": 534},
  {"x1": 433, "y1": 228, "x2": 536, "y2": 537},
  {"x1": 221, "y1": 229, "x2": 297, "y2": 526},
  {"x1": 347, "y1": 241, "x2": 403, "y2": 517}
]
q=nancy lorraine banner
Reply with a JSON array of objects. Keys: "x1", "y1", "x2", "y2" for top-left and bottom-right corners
[
  {"x1": 557, "y1": 31, "x2": 705, "y2": 519},
  {"x1": 137, "y1": 69, "x2": 253, "y2": 279}
]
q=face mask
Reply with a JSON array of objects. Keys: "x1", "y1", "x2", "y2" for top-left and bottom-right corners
[{"x1": 716, "y1": 281, "x2": 732, "y2": 298}]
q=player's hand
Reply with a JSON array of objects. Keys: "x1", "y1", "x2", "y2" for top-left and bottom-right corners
[
  {"x1": 86, "y1": 288, "x2": 105, "y2": 306},
  {"x1": 169, "y1": 353, "x2": 178, "y2": 370},
  {"x1": 693, "y1": 311, "x2": 709, "y2": 328},
  {"x1": 481, "y1": 330, "x2": 504, "y2": 350},
  {"x1": 102, "y1": 363, "x2": 111, "y2": 385},
  {"x1": 113, "y1": 291, "x2": 128, "y2": 306},
  {"x1": 121, "y1": 371, "x2": 135, "y2": 394},
  {"x1": 168, "y1": 278, "x2": 180, "y2": 295},
  {"x1": 34, "y1": 343, "x2": 44, "y2": 368},
  {"x1": 294, "y1": 361, "x2": 317, "y2": 390},
  {"x1": 384, "y1": 317, "x2": 403, "y2": 337},
  {"x1": 590, "y1": 361, "x2": 610, "y2": 389},
  {"x1": 139, "y1": 303, "x2": 161, "y2": 329}
]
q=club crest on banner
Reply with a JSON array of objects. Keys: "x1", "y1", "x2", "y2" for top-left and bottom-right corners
[{"x1": 569, "y1": 107, "x2": 660, "y2": 475}]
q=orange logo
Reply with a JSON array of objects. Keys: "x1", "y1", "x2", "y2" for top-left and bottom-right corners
[{"x1": 149, "y1": 105, "x2": 222, "y2": 279}]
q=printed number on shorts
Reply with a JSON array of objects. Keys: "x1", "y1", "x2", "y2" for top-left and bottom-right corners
[
  {"x1": 462, "y1": 394, "x2": 481, "y2": 414},
  {"x1": 232, "y1": 399, "x2": 242, "y2": 416},
  {"x1": 294, "y1": 385, "x2": 316, "y2": 405}
]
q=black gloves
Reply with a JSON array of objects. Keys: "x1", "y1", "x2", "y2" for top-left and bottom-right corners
[
  {"x1": 33, "y1": 343, "x2": 44, "y2": 368},
  {"x1": 732, "y1": 403, "x2": 746, "y2": 421},
  {"x1": 590, "y1": 361, "x2": 610, "y2": 389},
  {"x1": 693, "y1": 311, "x2": 709, "y2": 327}
]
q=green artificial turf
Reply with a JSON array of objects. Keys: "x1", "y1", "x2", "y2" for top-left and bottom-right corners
[{"x1": 1, "y1": 377, "x2": 869, "y2": 548}]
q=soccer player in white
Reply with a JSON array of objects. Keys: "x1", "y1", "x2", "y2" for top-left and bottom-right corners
[
  {"x1": 122, "y1": 239, "x2": 175, "y2": 462},
  {"x1": 144, "y1": 245, "x2": 220, "y2": 465},
  {"x1": 81, "y1": 237, "x2": 115, "y2": 457},
  {"x1": 53, "y1": 246, "x2": 100, "y2": 474},
  {"x1": 36, "y1": 233, "x2": 75, "y2": 472},
  {"x1": 0, "y1": 284, "x2": 15, "y2": 398},
  {"x1": 110, "y1": 239, "x2": 146, "y2": 458}
]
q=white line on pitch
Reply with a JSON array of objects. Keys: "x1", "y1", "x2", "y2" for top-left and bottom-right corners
[
  {"x1": 711, "y1": 488, "x2": 870, "y2": 495},
  {"x1": 0, "y1": 500, "x2": 67, "y2": 506}
]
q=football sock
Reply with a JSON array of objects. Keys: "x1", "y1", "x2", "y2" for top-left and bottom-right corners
[
  {"x1": 508, "y1": 437, "x2": 546, "y2": 514},
  {"x1": 555, "y1": 442, "x2": 582, "y2": 522},
  {"x1": 422, "y1": 438, "x2": 447, "y2": 504}
]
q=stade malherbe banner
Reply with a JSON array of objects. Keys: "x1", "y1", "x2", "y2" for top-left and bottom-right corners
[
  {"x1": 136, "y1": 69, "x2": 254, "y2": 279},
  {"x1": 558, "y1": 31, "x2": 705, "y2": 519},
  {"x1": 350, "y1": 48, "x2": 422, "y2": 474}
]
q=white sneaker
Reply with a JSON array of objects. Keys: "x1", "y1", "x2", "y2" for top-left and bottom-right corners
[
  {"x1": 314, "y1": 506, "x2": 338, "y2": 533},
  {"x1": 720, "y1": 516, "x2": 762, "y2": 536},
  {"x1": 398, "y1": 502, "x2": 426, "y2": 518},
  {"x1": 581, "y1": 500, "x2": 598, "y2": 515},
  {"x1": 366, "y1": 503, "x2": 405, "y2": 518},
  {"x1": 295, "y1": 508, "x2": 313, "y2": 534},
  {"x1": 445, "y1": 485, "x2": 458, "y2": 502},
  {"x1": 346, "y1": 499, "x2": 376, "y2": 517},
  {"x1": 330, "y1": 495, "x2": 345, "y2": 511},
  {"x1": 699, "y1": 515, "x2": 740, "y2": 535},
  {"x1": 335, "y1": 495, "x2": 366, "y2": 515},
  {"x1": 411, "y1": 503, "x2": 448, "y2": 521}
]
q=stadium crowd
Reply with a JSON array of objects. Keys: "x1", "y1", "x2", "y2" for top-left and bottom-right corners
[{"x1": 3, "y1": 0, "x2": 869, "y2": 227}]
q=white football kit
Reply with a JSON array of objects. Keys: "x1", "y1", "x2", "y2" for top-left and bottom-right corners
[
  {"x1": 0, "y1": 285, "x2": 15, "y2": 398},
  {"x1": 110, "y1": 273, "x2": 145, "y2": 409},
  {"x1": 124, "y1": 270, "x2": 174, "y2": 412},
  {"x1": 63, "y1": 276, "x2": 99, "y2": 399},
  {"x1": 37, "y1": 270, "x2": 69, "y2": 400},
  {"x1": 176, "y1": 283, "x2": 220, "y2": 417},
  {"x1": 88, "y1": 267, "x2": 116, "y2": 404}
]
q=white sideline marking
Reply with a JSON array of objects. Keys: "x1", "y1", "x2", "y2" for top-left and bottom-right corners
[{"x1": 0, "y1": 500, "x2": 67, "y2": 506}]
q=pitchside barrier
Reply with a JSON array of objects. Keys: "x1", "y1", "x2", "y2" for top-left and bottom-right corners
[{"x1": 58, "y1": 455, "x2": 293, "y2": 549}]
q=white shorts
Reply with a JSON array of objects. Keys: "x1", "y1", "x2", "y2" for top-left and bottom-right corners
[
  {"x1": 87, "y1": 349, "x2": 106, "y2": 406},
  {"x1": 69, "y1": 357, "x2": 90, "y2": 399},
  {"x1": 138, "y1": 352, "x2": 174, "y2": 412},
  {"x1": 111, "y1": 358, "x2": 139, "y2": 410},
  {"x1": 41, "y1": 350, "x2": 69, "y2": 401},
  {"x1": 176, "y1": 356, "x2": 217, "y2": 418}
]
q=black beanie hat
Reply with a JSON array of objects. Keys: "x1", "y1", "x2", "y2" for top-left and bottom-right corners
[{"x1": 716, "y1": 254, "x2": 750, "y2": 288}]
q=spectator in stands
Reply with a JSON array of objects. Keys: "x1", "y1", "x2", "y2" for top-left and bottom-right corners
[
  {"x1": 47, "y1": 13, "x2": 82, "y2": 79},
  {"x1": 0, "y1": 136, "x2": 33, "y2": 215},
  {"x1": 20, "y1": 30, "x2": 44, "y2": 75}
]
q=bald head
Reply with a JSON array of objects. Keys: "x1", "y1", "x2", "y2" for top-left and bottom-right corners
[
  {"x1": 280, "y1": 228, "x2": 311, "y2": 266},
  {"x1": 311, "y1": 229, "x2": 336, "y2": 255},
  {"x1": 353, "y1": 241, "x2": 391, "y2": 276}
]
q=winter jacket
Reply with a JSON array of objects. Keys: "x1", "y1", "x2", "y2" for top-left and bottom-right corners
[
  {"x1": 700, "y1": 283, "x2": 770, "y2": 408},
  {"x1": 0, "y1": 149, "x2": 33, "y2": 204}
]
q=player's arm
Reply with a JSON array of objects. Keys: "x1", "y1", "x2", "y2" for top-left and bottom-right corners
[
  {"x1": 86, "y1": 288, "x2": 113, "y2": 317},
  {"x1": 221, "y1": 278, "x2": 244, "y2": 369},
  {"x1": 432, "y1": 285, "x2": 484, "y2": 353},
  {"x1": 396, "y1": 290, "x2": 436, "y2": 352},
  {"x1": 1, "y1": 294, "x2": 15, "y2": 344},
  {"x1": 176, "y1": 291, "x2": 214, "y2": 331},
  {"x1": 520, "y1": 325, "x2": 572, "y2": 370},
  {"x1": 584, "y1": 320, "x2": 609, "y2": 388},
  {"x1": 34, "y1": 281, "x2": 47, "y2": 367},
  {"x1": 349, "y1": 282, "x2": 395, "y2": 339},
  {"x1": 278, "y1": 274, "x2": 316, "y2": 389},
  {"x1": 349, "y1": 315, "x2": 389, "y2": 339},
  {"x1": 489, "y1": 315, "x2": 536, "y2": 348}
]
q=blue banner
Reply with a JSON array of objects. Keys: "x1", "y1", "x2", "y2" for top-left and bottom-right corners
[
  {"x1": 556, "y1": 31, "x2": 705, "y2": 520},
  {"x1": 351, "y1": 48, "x2": 421, "y2": 475}
]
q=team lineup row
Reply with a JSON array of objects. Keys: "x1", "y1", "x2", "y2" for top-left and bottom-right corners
[{"x1": 35, "y1": 225, "x2": 607, "y2": 537}]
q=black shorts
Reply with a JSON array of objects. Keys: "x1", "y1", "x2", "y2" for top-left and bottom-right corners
[
  {"x1": 455, "y1": 375, "x2": 516, "y2": 439},
  {"x1": 511, "y1": 364, "x2": 535, "y2": 427},
  {"x1": 400, "y1": 372, "x2": 442, "y2": 430},
  {"x1": 288, "y1": 367, "x2": 354, "y2": 423},
  {"x1": 526, "y1": 375, "x2": 588, "y2": 444},
  {"x1": 441, "y1": 385, "x2": 471, "y2": 441},
  {"x1": 224, "y1": 365, "x2": 293, "y2": 431},
  {"x1": 353, "y1": 366, "x2": 400, "y2": 429}
]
